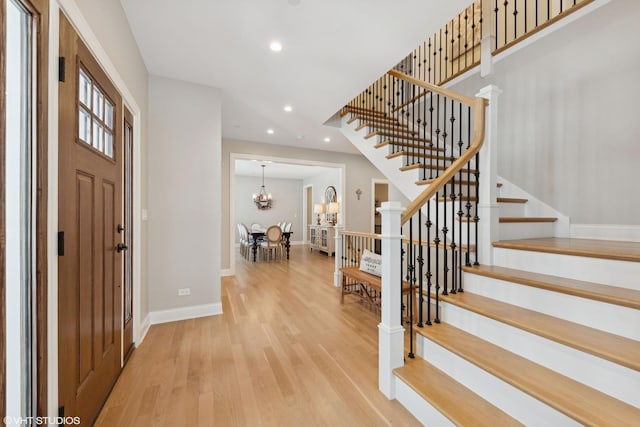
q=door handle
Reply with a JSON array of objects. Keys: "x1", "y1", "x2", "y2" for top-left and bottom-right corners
[{"x1": 116, "y1": 243, "x2": 128, "y2": 253}]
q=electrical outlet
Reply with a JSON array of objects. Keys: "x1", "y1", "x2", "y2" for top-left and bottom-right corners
[{"x1": 178, "y1": 288, "x2": 191, "y2": 296}]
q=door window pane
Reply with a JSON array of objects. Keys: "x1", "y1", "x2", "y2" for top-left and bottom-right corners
[
  {"x1": 78, "y1": 106, "x2": 91, "y2": 143},
  {"x1": 77, "y1": 67, "x2": 115, "y2": 158},
  {"x1": 105, "y1": 99, "x2": 113, "y2": 128},
  {"x1": 79, "y1": 69, "x2": 91, "y2": 107}
]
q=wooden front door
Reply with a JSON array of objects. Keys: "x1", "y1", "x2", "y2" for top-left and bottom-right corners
[{"x1": 58, "y1": 15, "x2": 123, "y2": 425}]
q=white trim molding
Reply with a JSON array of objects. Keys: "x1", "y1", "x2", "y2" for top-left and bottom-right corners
[{"x1": 149, "y1": 303, "x2": 223, "y2": 325}]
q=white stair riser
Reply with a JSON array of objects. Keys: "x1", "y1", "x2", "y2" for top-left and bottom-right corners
[
  {"x1": 498, "y1": 202, "x2": 526, "y2": 217},
  {"x1": 493, "y1": 247, "x2": 640, "y2": 291},
  {"x1": 439, "y1": 301, "x2": 640, "y2": 407},
  {"x1": 463, "y1": 273, "x2": 640, "y2": 340},
  {"x1": 499, "y1": 221, "x2": 555, "y2": 240},
  {"x1": 418, "y1": 335, "x2": 582, "y2": 426},
  {"x1": 394, "y1": 378, "x2": 456, "y2": 427}
]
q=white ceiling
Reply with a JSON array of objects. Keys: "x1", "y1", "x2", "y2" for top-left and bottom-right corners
[
  {"x1": 235, "y1": 159, "x2": 337, "y2": 180},
  {"x1": 120, "y1": 0, "x2": 469, "y2": 154}
]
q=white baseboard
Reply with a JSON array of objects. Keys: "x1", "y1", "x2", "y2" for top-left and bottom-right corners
[
  {"x1": 221, "y1": 268, "x2": 233, "y2": 276},
  {"x1": 137, "y1": 313, "x2": 151, "y2": 345},
  {"x1": 570, "y1": 224, "x2": 640, "y2": 242},
  {"x1": 149, "y1": 302, "x2": 223, "y2": 325}
]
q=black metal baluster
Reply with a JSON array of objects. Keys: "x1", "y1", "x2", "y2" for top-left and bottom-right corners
[
  {"x1": 495, "y1": 0, "x2": 500, "y2": 50},
  {"x1": 504, "y1": 0, "x2": 509, "y2": 46},
  {"x1": 400, "y1": 226, "x2": 405, "y2": 327},
  {"x1": 465, "y1": 106, "x2": 472, "y2": 267},
  {"x1": 513, "y1": 0, "x2": 519, "y2": 41},
  {"x1": 417, "y1": 209, "x2": 424, "y2": 327},
  {"x1": 457, "y1": 101, "x2": 465, "y2": 292},
  {"x1": 408, "y1": 219, "x2": 415, "y2": 359},
  {"x1": 434, "y1": 93, "x2": 441, "y2": 321},
  {"x1": 426, "y1": 202, "x2": 433, "y2": 326},
  {"x1": 449, "y1": 99, "x2": 457, "y2": 294},
  {"x1": 442, "y1": 97, "x2": 449, "y2": 296},
  {"x1": 474, "y1": 151, "x2": 480, "y2": 266}
]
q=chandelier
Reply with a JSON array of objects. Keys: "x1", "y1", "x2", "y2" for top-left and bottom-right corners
[{"x1": 252, "y1": 164, "x2": 272, "y2": 210}]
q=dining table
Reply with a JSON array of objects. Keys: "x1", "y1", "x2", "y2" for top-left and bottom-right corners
[{"x1": 250, "y1": 230, "x2": 293, "y2": 262}]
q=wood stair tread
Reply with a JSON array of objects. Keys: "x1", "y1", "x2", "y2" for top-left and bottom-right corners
[
  {"x1": 417, "y1": 178, "x2": 476, "y2": 186},
  {"x1": 347, "y1": 115, "x2": 398, "y2": 125},
  {"x1": 462, "y1": 264, "x2": 640, "y2": 310},
  {"x1": 394, "y1": 357, "x2": 524, "y2": 427},
  {"x1": 417, "y1": 323, "x2": 640, "y2": 426},
  {"x1": 399, "y1": 162, "x2": 477, "y2": 174},
  {"x1": 365, "y1": 131, "x2": 431, "y2": 143},
  {"x1": 440, "y1": 290, "x2": 640, "y2": 371},
  {"x1": 493, "y1": 238, "x2": 640, "y2": 263},
  {"x1": 355, "y1": 121, "x2": 407, "y2": 131},
  {"x1": 386, "y1": 150, "x2": 453, "y2": 162},
  {"x1": 497, "y1": 197, "x2": 528, "y2": 203},
  {"x1": 375, "y1": 140, "x2": 446, "y2": 153},
  {"x1": 499, "y1": 217, "x2": 557, "y2": 223},
  {"x1": 341, "y1": 106, "x2": 386, "y2": 117},
  {"x1": 361, "y1": 124, "x2": 416, "y2": 134}
]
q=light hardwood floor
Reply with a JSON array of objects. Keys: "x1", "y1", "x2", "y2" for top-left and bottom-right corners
[{"x1": 94, "y1": 246, "x2": 420, "y2": 426}]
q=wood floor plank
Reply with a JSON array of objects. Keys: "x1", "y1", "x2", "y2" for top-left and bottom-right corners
[{"x1": 95, "y1": 246, "x2": 420, "y2": 426}]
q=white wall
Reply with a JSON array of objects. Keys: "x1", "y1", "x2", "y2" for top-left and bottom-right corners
[
  {"x1": 449, "y1": 0, "x2": 640, "y2": 225},
  {"x1": 235, "y1": 176, "x2": 303, "y2": 242},
  {"x1": 147, "y1": 75, "x2": 222, "y2": 315}
]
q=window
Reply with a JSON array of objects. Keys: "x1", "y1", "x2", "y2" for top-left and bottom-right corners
[
  {"x1": 4, "y1": 0, "x2": 37, "y2": 419},
  {"x1": 78, "y1": 67, "x2": 115, "y2": 158}
]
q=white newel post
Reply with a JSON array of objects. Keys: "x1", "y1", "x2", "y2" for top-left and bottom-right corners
[
  {"x1": 480, "y1": 0, "x2": 496, "y2": 77},
  {"x1": 333, "y1": 225, "x2": 343, "y2": 288},
  {"x1": 476, "y1": 85, "x2": 502, "y2": 265},
  {"x1": 378, "y1": 201, "x2": 405, "y2": 399}
]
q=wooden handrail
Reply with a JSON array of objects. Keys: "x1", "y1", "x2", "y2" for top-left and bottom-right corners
[
  {"x1": 387, "y1": 71, "x2": 488, "y2": 225},
  {"x1": 340, "y1": 230, "x2": 381, "y2": 239}
]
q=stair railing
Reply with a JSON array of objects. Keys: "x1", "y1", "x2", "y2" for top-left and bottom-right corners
[{"x1": 366, "y1": 70, "x2": 487, "y2": 398}]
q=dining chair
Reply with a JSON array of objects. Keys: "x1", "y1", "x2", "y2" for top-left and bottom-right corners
[
  {"x1": 260, "y1": 225, "x2": 282, "y2": 261},
  {"x1": 240, "y1": 223, "x2": 253, "y2": 259}
]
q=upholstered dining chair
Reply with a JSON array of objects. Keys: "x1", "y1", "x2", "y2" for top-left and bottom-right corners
[{"x1": 260, "y1": 225, "x2": 282, "y2": 261}]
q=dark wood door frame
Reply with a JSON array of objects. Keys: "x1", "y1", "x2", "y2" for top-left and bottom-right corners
[{"x1": 0, "y1": 0, "x2": 48, "y2": 420}]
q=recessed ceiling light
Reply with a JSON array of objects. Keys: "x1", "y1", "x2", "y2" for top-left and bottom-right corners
[
  {"x1": 266, "y1": 129, "x2": 275, "y2": 135},
  {"x1": 269, "y1": 41, "x2": 283, "y2": 52},
  {"x1": 283, "y1": 105, "x2": 293, "y2": 112},
  {"x1": 323, "y1": 137, "x2": 331, "y2": 143}
]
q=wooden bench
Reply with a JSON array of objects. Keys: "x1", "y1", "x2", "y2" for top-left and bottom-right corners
[{"x1": 340, "y1": 267, "x2": 412, "y2": 311}]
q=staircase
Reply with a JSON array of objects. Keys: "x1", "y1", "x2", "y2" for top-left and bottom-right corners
[
  {"x1": 397, "y1": 237, "x2": 640, "y2": 426},
  {"x1": 338, "y1": 77, "x2": 640, "y2": 425}
]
